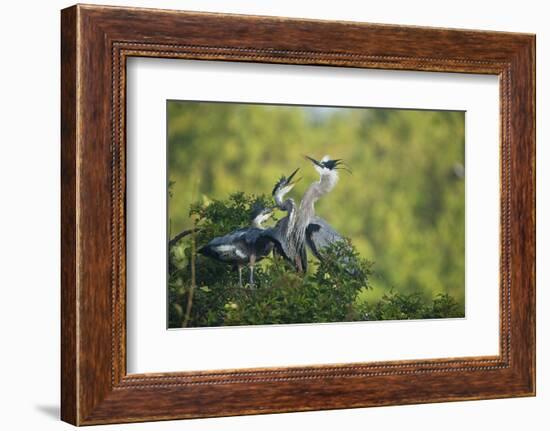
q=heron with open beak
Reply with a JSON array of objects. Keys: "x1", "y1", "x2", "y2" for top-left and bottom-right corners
[
  {"x1": 264, "y1": 168, "x2": 302, "y2": 265},
  {"x1": 290, "y1": 155, "x2": 349, "y2": 271}
]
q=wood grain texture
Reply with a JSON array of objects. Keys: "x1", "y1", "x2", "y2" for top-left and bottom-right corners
[
  {"x1": 60, "y1": 6, "x2": 78, "y2": 425},
  {"x1": 60, "y1": 4, "x2": 536, "y2": 425}
]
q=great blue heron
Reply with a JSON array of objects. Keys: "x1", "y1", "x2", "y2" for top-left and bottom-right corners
[
  {"x1": 290, "y1": 155, "x2": 348, "y2": 271},
  {"x1": 198, "y1": 205, "x2": 274, "y2": 287}
]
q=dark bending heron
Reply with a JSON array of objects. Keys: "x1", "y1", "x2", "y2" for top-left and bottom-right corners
[
  {"x1": 264, "y1": 168, "x2": 301, "y2": 265},
  {"x1": 198, "y1": 206, "x2": 274, "y2": 287}
]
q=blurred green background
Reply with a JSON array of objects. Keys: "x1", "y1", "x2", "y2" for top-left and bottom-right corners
[{"x1": 168, "y1": 101, "x2": 465, "y2": 310}]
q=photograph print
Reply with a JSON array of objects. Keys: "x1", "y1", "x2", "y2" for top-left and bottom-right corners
[{"x1": 167, "y1": 101, "x2": 465, "y2": 329}]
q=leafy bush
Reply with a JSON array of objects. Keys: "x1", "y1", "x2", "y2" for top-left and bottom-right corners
[
  {"x1": 168, "y1": 192, "x2": 462, "y2": 328},
  {"x1": 360, "y1": 290, "x2": 463, "y2": 321}
]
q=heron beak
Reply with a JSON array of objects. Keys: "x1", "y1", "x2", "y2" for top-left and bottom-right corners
[
  {"x1": 286, "y1": 168, "x2": 302, "y2": 188},
  {"x1": 290, "y1": 176, "x2": 302, "y2": 187},
  {"x1": 334, "y1": 159, "x2": 353, "y2": 174},
  {"x1": 286, "y1": 168, "x2": 299, "y2": 183},
  {"x1": 305, "y1": 155, "x2": 323, "y2": 168}
]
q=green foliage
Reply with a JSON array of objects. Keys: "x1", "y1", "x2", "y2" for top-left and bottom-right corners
[
  {"x1": 189, "y1": 192, "x2": 274, "y2": 240},
  {"x1": 168, "y1": 193, "x2": 462, "y2": 328},
  {"x1": 224, "y1": 240, "x2": 374, "y2": 325},
  {"x1": 361, "y1": 290, "x2": 463, "y2": 321}
]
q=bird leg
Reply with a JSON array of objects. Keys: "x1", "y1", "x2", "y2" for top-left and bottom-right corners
[
  {"x1": 237, "y1": 265, "x2": 243, "y2": 288},
  {"x1": 295, "y1": 255, "x2": 303, "y2": 273},
  {"x1": 249, "y1": 255, "x2": 256, "y2": 288}
]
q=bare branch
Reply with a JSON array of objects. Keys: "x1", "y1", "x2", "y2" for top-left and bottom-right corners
[{"x1": 168, "y1": 228, "x2": 201, "y2": 248}]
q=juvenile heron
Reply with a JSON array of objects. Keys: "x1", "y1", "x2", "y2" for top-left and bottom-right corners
[
  {"x1": 290, "y1": 155, "x2": 348, "y2": 271},
  {"x1": 198, "y1": 205, "x2": 274, "y2": 287}
]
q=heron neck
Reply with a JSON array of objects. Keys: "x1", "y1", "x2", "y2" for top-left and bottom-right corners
[
  {"x1": 274, "y1": 192, "x2": 283, "y2": 208},
  {"x1": 301, "y1": 171, "x2": 338, "y2": 208},
  {"x1": 280, "y1": 198, "x2": 296, "y2": 213},
  {"x1": 318, "y1": 170, "x2": 339, "y2": 196},
  {"x1": 293, "y1": 170, "x2": 338, "y2": 238},
  {"x1": 251, "y1": 219, "x2": 264, "y2": 229}
]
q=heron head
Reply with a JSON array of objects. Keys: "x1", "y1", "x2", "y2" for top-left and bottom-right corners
[
  {"x1": 305, "y1": 155, "x2": 351, "y2": 175},
  {"x1": 272, "y1": 168, "x2": 301, "y2": 201},
  {"x1": 250, "y1": 204, "x2": 274, "y2": 226}
]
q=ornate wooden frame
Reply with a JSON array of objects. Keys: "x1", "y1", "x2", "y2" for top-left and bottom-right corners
[{"x1": 61, "y1": 4, "x2": 535, "y2": 425}]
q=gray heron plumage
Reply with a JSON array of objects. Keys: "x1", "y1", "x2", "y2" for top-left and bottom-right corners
[
  {"x1": 264, "y1": 168, "x2": 301, "y2": 264},
  {"x1": 290, "y1": 155, "x2": 349, "y2": 271},
  {"x1": 305, "y1": 216, "x2": 345, "y2": 260},
  {"x1": 198, "y1": 205, "x2": 274, "y2": 287}
]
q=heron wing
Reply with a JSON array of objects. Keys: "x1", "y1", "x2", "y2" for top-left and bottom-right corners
[
  {"x1": 237, "y1": 228, "x2": 273, "y2": 258},
  {"x1": 263, "y1": 216, "x2": 301, "y2": 263},
  {"x1": 305, "y1": 216, "x2": 344, "y2": 259},
  {"x1": 199, "y1": 228, "x2": 250, "y2": 262}
]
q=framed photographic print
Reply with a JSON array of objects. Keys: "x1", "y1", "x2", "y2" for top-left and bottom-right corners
[{"x1": 61, "y1": 4, "x2": 535, "y2": 425}]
